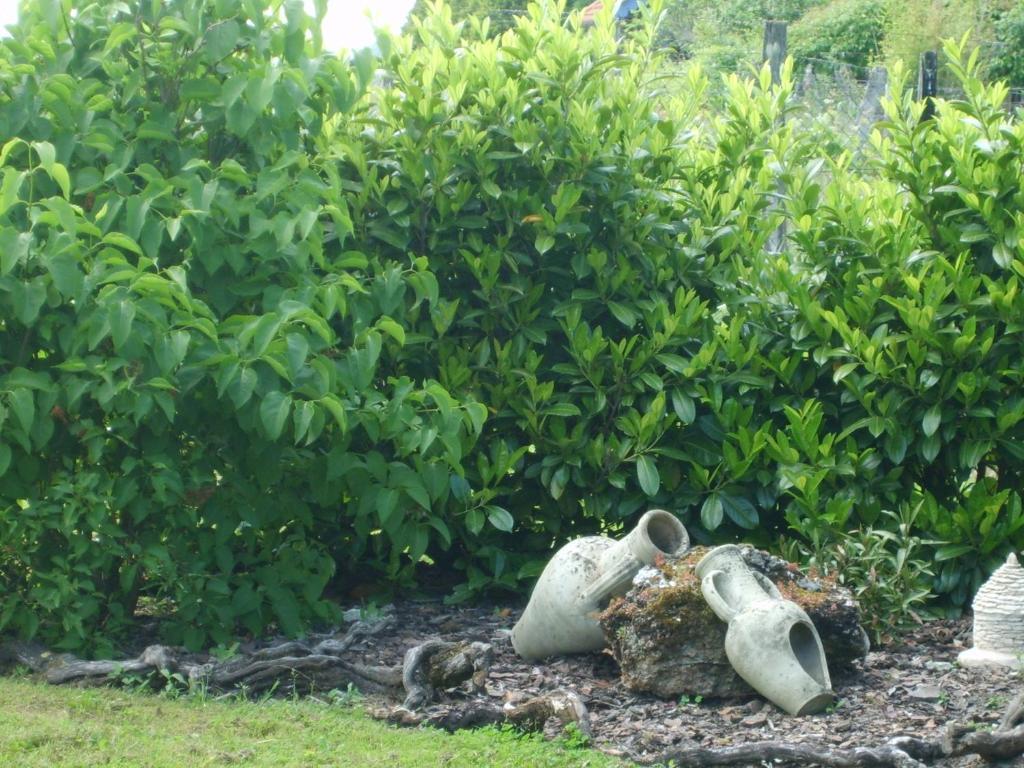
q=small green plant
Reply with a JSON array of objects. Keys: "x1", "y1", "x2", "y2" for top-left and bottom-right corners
[
  {"x1": 986, "y1": 695, "x2": 1007, "y2": 711},
  {"x1": 824, "y1": 698, "x2": 846, "y2": 715},
  {"x1": 109, "y1": 666, "x2": 157, "y2": 693},
  {"x1": 782, "y1": 504, "x2": 936, "y2": 643},
  {"x1": 358, "y1": 602, "x2": 385, "y2": 622},
  {"x1": 559, "y1": 722, "x2": 591, "y2": 750},
  {"x1": 328, "y1": 683, "x2": 364, "y2": 707},
  {"x1": 8, "y1": 664, "x2": 31, "y2": 679},
  {"x1": 157, "y1": 669, "x2": 192, "y2": 700},
  {"x1": 678, "y1": 694, "x2": 704, "y2": 707},
  {"x1": 210, "y1": 643, "x2": 241, "y2": 662}
]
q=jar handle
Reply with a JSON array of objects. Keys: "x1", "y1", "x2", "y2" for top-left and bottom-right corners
[{"x1": 700, "y1": 570, "x2": 737, "y2": 622}]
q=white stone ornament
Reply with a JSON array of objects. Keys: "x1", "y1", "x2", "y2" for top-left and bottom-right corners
[{"x1": 959, "y1": 552, "x2": 1024, "y2": 669}]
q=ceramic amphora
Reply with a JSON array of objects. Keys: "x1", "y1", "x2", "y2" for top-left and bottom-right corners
[
  {"x1": 511, "y1": 510, "x2": 689, "y2": 660},
  {"x1": 696, "y1": 544, "x2": 834, "y2": 715}
]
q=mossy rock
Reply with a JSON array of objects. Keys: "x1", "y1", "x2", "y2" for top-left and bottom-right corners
[{"x1": 599, "y1": 546, "x2": 869, "y2": 700}]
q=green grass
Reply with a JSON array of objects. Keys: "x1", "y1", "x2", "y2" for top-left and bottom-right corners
[{"x1": 0, "y1": 676, "x2": 624, "y2": 767}]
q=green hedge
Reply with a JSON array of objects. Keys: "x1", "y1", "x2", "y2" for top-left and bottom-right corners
[
  {"x1": 0, "y1": 0, "x2": 487, "y2": 653},
  {"x1": 3, "y1": 0, "x2": 1024, "y2": 652},
  {"x1": 789, "y1": 0, "x2": 888, "y2": 69},
  {"x1": 989, "y1": 2, "x2": 1024, "y2": 88}
]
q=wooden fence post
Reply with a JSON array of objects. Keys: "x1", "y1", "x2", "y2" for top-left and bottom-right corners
[
  {"x1": 763, "y1": 22, "x2": 788, "y2": 255},
  {"x1": 763, "y1": 21, "x2": 787, "y2": 86},
  {"x1": 856, "y1": 66, "x2": 889, "y2": 142},
  {"x1": 918, "y1": 50, "x2": 938, "y2": 121}
]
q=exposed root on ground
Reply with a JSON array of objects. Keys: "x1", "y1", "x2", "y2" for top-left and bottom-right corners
[
  {"x1": 645, "y1": 690, "x2": 1024, "y2": 767},
  {"x1": 7, "y1": 616, "x2": 492, "y2": 709},
  {"x1": 377, "y1": 690, "x2": 591, "y2": 738}
]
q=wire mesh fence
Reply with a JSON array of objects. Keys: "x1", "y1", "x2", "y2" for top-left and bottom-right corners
[{"x1": 438, "y1": 8, "x2": 1023, "y2": 153}]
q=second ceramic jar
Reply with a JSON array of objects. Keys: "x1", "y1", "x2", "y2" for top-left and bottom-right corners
[{"x1": 696, "y1": 544, "x2": 834, "y2": 715}]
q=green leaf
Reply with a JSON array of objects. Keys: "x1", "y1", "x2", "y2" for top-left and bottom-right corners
[
  {"x1": 155, "y1": 331, "x2": 190, "y2": 373},
  {"x1": 427, "y1": 517, "x2": 452, "y2": 548},
  {"x1": 0, "y1": 168, "x2": 25, "y2": 217},
  {"x1": 269, "y1": 590, "x2": 302, "y2": 637},
  {"x1": 450, "y1": 474, "x2": 471, "y2": 502},
  {"x1": 0, "y1": 228, "x2": 30, "y2": 275},
  {"x1": 403, "y1": 478, "x2": 431, "y2": 511},
  {"x1": 0, "y1": 137, "x2": 25, "y2": 167},
  {"x1": 542, "y1": 402, "x2": 581, "y2": 418},
  {"x1": 671, "y1": 390, "x2": 696, "y2": 424},
  {"x1": 535, "y1": 233, "x2": 555, "y2": 255},
  {"x1": 377, "y1": 488, "x2": 399, "y2": 527},
  {"x1": 204, "y1": 19, "x2": 240, "y2": 61},
  {"x1": 48, "y1": 163, "x2": 71, "y2": 198},
  {"x1": 103, "y1": 232, "x2": 143, "y2": 255},
  {"x1": 259, "y1": 390, "x2": 292, "y2": 440},
  {"x1": 608, "y1": 301, "x2": 638, "y2": 327},
  {"x1": 410, "y1": 525, "x2": 430, "y2": 563},
  {"x1": 922, "y1": 405, "x2": 941, "y2": 437},
  {"x1": 485, "y1": 505, "x2": 514, "y2": 532},
  {"x1": 153, "y1": 391, "x2": 176, "y2": 422},
  {"x1": 722, "y1": 494, "x2": 758, "y2": 529},
  {"x1": 251, "y1": 313, "x2": 282, "y2": 357},
  {"x1": 376, "y1": 316, "x2": 406, "y2": 346},
  {"x1": 9, "y1": 388, "x2": 35, "y2": 433},
  {"x1": 935, "y1": 544, "x2": 973, "y2": 561},
  {"x1": 832, "y1": 362, "x2": 857, "y2": 383},
  {"x1": 465, "y1": 508, "x2": 484, "y2": 535},
  {"x1": 103, "y1": 22, "x2": 137, "y2": 53},
  {"x1": 31, "y1": 141, "x2": 55, "y2": 168},
  {"x1": 549, "y1": 466, "x2": 569, "y2": 499},
  {"x1": 993, "y1": 242, "x2": 1013, "y2": 269},
  {"x1": 230, "y1": 367, "x2": 258, "y2": 408},
  {"x1": 292, "y1": 399, "x2": 316, "y2": 443},
  {"x1": 884, "y1": 432, "x2": 908, "y2": 464},
  {"x1": 320, "y1": 394, "x2": 348, "y2": 433},
  {"x1": 701, "y1": 493, "x2": 724, "y2": 530},
  {"x1": 657, "y1": 354, "x2": 689, "y2": 374},
  {"x1": 136, "y1": 121, "x2": 176, "y2": 143},
  {"x1": 46, "y1": 251, "x2": 82, "y2": 297},
  {"x1": 959, "y1": 227, "x2": 989, "y2": 244},
  {"x1": 285, "y1": 333, "x2": 309, "y2": 376},
  {"x1": 0, "y1": 443, "x2": 11, "y2": 477},
  {"x1": 12, "y1": 279, "x2": 47, "y2": 324},
  {"x1": 637, "y1": 455, "x2": 660, "y2": 496},
  {"x1": 108, "y1": 299, "x2": 136, "y2": 349},
  {"x1": 464, "y1": 402, "x2": 488, "y2": 435}
]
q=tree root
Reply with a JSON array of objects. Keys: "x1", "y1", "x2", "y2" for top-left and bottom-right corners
[
  {"x1": 401, "y1": 639, "x2": 493, "y2": 710},
  {"x1": 646, "y1": 690, "x2": 1024, "y2": 767},
  {"x1": 377, "y1": 690, "x2": 591, "y2": 738},
  {"x1": 20, "y1": 619, "x2": 492, "y2": 711}
]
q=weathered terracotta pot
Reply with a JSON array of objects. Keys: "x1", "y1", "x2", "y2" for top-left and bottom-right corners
[
  {"x1": 696, "y1": 544, "x2": 834, "y2": 715},
  {"x1": 511, "y1": 510, "x2": 689, "y2": 660}
]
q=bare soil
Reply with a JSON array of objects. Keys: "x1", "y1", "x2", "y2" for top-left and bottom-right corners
[{"x1": 330, "y1": 600, "x2": 1021, "y2": 766}]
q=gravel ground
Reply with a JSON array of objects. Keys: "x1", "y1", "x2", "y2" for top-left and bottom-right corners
[{"x1": 335, "y1": 600, "x2": 1021, "y2": 766}]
